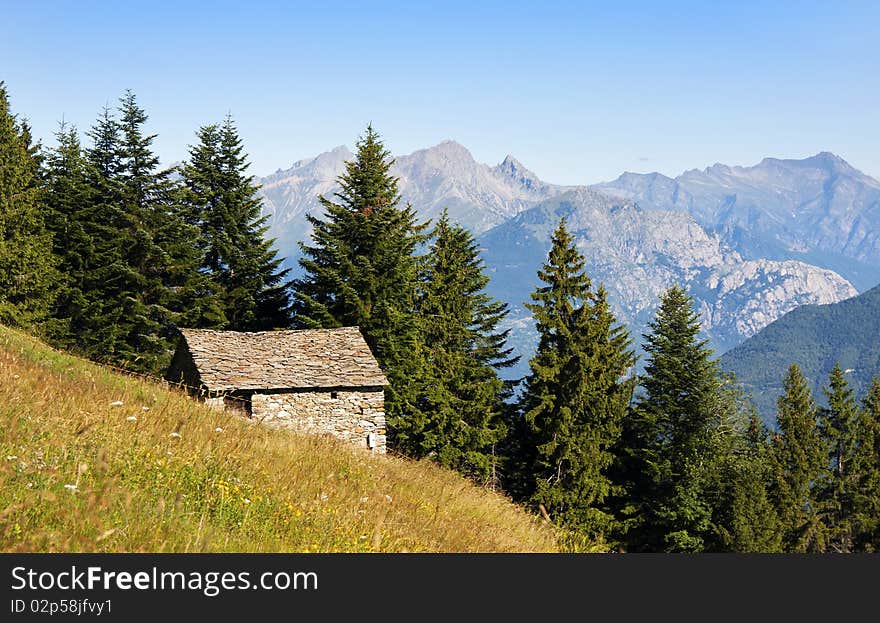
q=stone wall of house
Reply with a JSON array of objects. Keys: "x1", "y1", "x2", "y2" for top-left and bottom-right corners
[
  {"x1": 202, "y1": 393, "x2": 251, "y2": 414},
  {"x1": 251, "y1": 389, "x2": 387, "y2": 453}
]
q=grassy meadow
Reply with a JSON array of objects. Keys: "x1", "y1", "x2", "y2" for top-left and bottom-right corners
[{"x1": 0, "y1": 326, "x2": 558, "y2": 553}]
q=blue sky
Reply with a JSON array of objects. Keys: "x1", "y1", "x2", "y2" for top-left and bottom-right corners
[{"x1": 3, "y1": 1, "x2": 878, "y2": 184}]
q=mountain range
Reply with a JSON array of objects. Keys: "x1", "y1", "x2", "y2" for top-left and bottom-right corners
[
  {"x1": 256, "y1": 142, "x2": 878, "y2": 380},
  {"x1": 258, "y1": 140, "x2": 569, "y2": 263},
  {"x1": 594, "y1": 152, "x2": 880, "y2": 290}
]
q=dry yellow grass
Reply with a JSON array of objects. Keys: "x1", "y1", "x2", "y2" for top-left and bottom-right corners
[{"x1": 0, "y1": 325, "x2": 558, "y2": 552}]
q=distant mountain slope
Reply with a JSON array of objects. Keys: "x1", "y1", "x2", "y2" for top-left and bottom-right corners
[
  {"x1": 479, "y1": 189, "x2": 857, "y2": 380},
  {"x1": 721, "y1": 283, "x2": 880, "y2": 427},
  {"x1": 593, "y1": 152, "x2": 880, "y2": 290},
  {"x1": 258, "y1": 145, "x2": 355, "y2": 266}
]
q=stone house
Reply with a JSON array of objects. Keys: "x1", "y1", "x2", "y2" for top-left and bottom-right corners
[{"x1": 166, "y1": 326, "x2": 389, "y2": 453}]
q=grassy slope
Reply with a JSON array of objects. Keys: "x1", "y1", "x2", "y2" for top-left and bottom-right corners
[{"x1": 0, "y1": 326, "x2": 557, "y2": 553}]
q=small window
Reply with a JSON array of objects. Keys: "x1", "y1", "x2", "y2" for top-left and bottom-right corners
[{"x1": 330, "y1": 391, "x2": 338, "y2": 399}]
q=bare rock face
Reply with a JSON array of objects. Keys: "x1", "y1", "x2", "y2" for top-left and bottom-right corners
[{"x1": 700, "y1": 260, "x2": 858, "y2": 347}]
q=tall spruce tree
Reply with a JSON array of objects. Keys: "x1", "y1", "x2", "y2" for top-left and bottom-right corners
[
  {"x1": 97, "y1": 93, "x2": 165, "y2": 370},
  {"x1": 711, "y1": 403, "x2": 783, "y2": 552},
  {"x1": 408, "y1": 210, "x2": 517, "y2": 484},
  {"x1": 77, "y1": 105, "x2": 143, "y2": 361},
  {"x1": 42, "y1": 123, "x2": 99, "y2": 348},
  {"x1": 180, "y1": 116, "x2": 292, "y2": 331},
  {"x1": 770, "y1": 364, "x2": 826, "y2": 552},
  {"x1": 817, "y1": 363, "x2": 861, "y2": 552},
  {"x1": 517, "y1": 219, "x2": 635, "y2": 542},
  {"x1": 624, "y1": 285, "x2": 723, "y2": 552},
  {"x1": 70, "y1": 92, "x2": 208, "y2": 373},
  {"x1": 853, "y1": 378, "x2": 880, "y2": 550},
  {"x1": 292, "y1": 125, "x2": 428, "y2": 447},
  {"x1": 0, "y1": 82, "x2": 56, "y2": 327}
]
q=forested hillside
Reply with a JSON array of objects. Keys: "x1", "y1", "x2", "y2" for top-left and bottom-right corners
[{"x1": 722, "y1": 284, "x2": 880, "y2": 426}]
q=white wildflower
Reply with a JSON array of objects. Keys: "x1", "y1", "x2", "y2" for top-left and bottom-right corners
[
  {"x1": 319, "y1": 492, "x2": 329, "y2": 502},
  {"x1": 214, "y1": 427, "x2": 223, "y2": 433},
  {"x1": 64, "y1": 484, "x2": 77, "y2": 492},
  {"x1": 360, "y1": 496, "x2": 369, "y2": 503},
  {"x1": 141, "y1": 406, "x2": 150, "y2": 411},
  {"x1": 243, "y1": 498, "x2": 251, "y2": 505},
  {"x1": 96, "y1": 528, "x2": 117, "y2": 542},
  {"x1": 126, "y1": 416, "x2": 137, "y2": 422},
  {"x1": 385, "y1": 494, "x2": 393, "y2": 503}
]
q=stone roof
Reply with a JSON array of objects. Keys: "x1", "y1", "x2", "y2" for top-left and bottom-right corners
[{"x1": 177, "y1": 327, "x2": 388, "y2": 391}]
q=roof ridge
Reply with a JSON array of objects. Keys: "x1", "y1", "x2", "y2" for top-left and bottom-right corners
[
  {"x1": 172, "y1": 326, "x2": 387, "y2": 391},
  {"x1": 179, "y1": 325, "x2": 362, "y2": 334}
]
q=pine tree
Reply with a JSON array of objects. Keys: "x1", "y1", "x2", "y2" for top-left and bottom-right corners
[
  {"x1": 42, "y1": 122, "x2": 99, "y2": 348},
  {"x1": 817, "y1": 363, "x2": 861, "y2": 552},
  {"x1": 711, "y1": 408, "x2": 783, "y2": 552},
  {"x1": 624, "y1": 285, "x2": 723, "y2": 552},
  {"x1": 770, "y1": 364, "x2": 826, "y2": 552},
  {"x1": 292, "y1": 125, "x2": 428, "y2": 447},
  {"x1": 409, "y1": 210, "x2": 517, "y2": 483},
  {"x1": 517, "y1": 219, "x2": 635, "y2": 542},
  {"x1": 76, "y1": 105, "x2": 139, "y2": 360},
  {"x1": 0, "y1": 82, "x2": 56, "y2": 327},
  {"x1": 124, "y1": 91, "x2": 225, "y2": 370},
  {"x1": 85, "y1": 94, "x2": 165, "y2": 370},
  {"x1": 68, "y1": 92, "x2": 208, "y2": 373},
  {"x1": 852, "y1": 377, "x2": 880, "y2": 551},
  {"x1": 179, "y1": 115, "x2": 292, "y2": 331}
]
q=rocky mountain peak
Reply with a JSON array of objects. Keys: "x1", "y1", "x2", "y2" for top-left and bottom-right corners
[
  {"x1": 591, "y1": 151, "x2": 880, "y2": 289},
  {"x1": 309, "y1": 144, "x2": 353, "y2": 168},
  {"x1": 261, "y1": 145, "x2": 351, "y2": 185},
  {"x1": 497, "y1": 154, "x2": 525, "y2": 173},
  {"x1": 326, "y1": 144, "x2": 352, "y2": 157},
  {"x1": 799, "y1": 150, "x2": 859, "y2": 175},
  {"x1": 494, "y1": 154, "x2": 545, "y2": 191},
  {"x1": 408, "y1": 140, "x2": 476, "y2": 165},
  {"x1": 609, "y1": 170, "x2": 677, "y2": 188}
]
